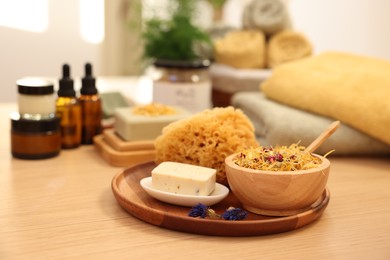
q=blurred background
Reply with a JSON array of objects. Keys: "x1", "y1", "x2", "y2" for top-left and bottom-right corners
[{"x1": 1, "y1": 0, "x2": 390, "y2": 102}]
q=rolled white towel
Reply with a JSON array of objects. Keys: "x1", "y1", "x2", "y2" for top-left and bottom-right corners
[{"x1": 242, "y1": 0, "x2": 291, "y2": 36}]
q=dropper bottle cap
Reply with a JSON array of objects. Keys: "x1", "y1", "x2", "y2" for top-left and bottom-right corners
[
  {"x1": 81, "y1": 63, "x2": 98, "y2": 95},
  {"x1": 58, "y1": 64, "x2": 76, "y2": 97}
]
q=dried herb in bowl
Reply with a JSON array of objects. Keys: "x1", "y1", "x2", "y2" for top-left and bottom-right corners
[{"x1": 233, "y1": 144, "x2": 323, "y2": 171}]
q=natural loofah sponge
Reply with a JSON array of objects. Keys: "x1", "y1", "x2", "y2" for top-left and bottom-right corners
[{"x1": 154, "y1": 107, "x2": 259, "y2": 184}]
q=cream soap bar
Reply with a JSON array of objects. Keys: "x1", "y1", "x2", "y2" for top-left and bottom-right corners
[
  {"x1": 152, "y1": 162, "x2": 216, "y2": 196},
  {"x1": 114, "y1": 105, "x2": 191, "y2": 141}
]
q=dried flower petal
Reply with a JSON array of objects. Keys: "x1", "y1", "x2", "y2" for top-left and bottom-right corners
[
  {"x1": 207, "y1": 208, "x2": 221, "y2": 219},
  {"x1": 221, "y1": 207, "x2": 247, "y2": 221},
  {"x1": 275, "y1": 153, "x2": 283, "y2": 162},
  {"x1": 188, "y1": 205, "x2": 248, "y2": 221},
  {"x1": 188, "y1": 203, "x2": 208, "y2": 218}
]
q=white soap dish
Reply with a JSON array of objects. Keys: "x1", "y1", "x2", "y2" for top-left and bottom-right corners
[{"x1": 140, "y1": 177, "x2": 229, "y2": 207}]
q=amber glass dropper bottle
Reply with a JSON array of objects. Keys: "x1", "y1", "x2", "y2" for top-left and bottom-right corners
[
  {"x1": 79, "y1": 63, "x2": 102, "y2": 144},
  {"x1": 56, "y1": 64, "x2": 82, "y2": 148}
]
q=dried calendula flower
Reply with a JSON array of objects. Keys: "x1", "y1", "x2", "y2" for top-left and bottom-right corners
[
  {"x1": 207, "y1": 208, "x2": 221, "y2": 219},
  {"x1": 233, "y1": 143, "x2": 323, "y2": 171},
  {"x1": 132, "y1": 103, "x2": 176, "y2": 116}
]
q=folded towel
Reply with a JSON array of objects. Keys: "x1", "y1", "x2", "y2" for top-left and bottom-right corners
[
  {"x1": 232, "y1": 92, "x2": 390, "y2": 155},
  {"x1": 214, "y1": 30, "x2": 266, "y2": 69},
  {"x1": 210, "y1": 63, "x2": 272, "y2": 94},
  {"x1": 242, "y1": 0, "x2": 290, "y2": 36},
  {"x1": 267, "y1": 30, "x2": 312, "y2": 68},
  {"x1": 261, "y1": 52, "x2": 390, "y2": 146}
]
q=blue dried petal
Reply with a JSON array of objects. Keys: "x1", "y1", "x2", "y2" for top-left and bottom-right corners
[
  {"x1": 221, "y1": 207, "x2": 248, "y2": 221},
  {"x1": 188, "y1": 203, "x2": 208, "y2": 218}
]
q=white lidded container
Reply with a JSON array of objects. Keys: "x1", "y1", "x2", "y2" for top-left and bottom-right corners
[
  {"x1": 152, "y1": 59, "x2": 212, "y2": 114},
  {"x1": 17, "y1": 78, "x2": 56, "y2": 119}
]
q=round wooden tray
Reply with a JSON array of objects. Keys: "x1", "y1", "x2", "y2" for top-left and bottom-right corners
[{"x1": 111, "y1": 161, "x2": 330, "y2": 236}]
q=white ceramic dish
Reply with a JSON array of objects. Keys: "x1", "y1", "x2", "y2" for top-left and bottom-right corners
[{"x1": 140, "y1": 177, "x2": 229, "y2": 207}]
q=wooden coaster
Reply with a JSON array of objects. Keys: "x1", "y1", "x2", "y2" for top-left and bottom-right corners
[
  {"x1": 103, "y1": 129, "x2": 155, "y2": 152},
  {"x1": 94, "y1": 135, "x2": 156, "y2": 167}
]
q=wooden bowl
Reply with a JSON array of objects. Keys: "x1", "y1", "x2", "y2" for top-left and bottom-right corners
[{"x1": 225, "y1": 153, "x2": 330, "y2": 216}]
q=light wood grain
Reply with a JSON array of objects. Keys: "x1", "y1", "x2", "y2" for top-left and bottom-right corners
[
  {"x1": 103, "y1": 129, "x2": 155, "y2": 152},
  {"x1": 1, "y1": 102, "x2": 390, "y2": 259},
  {"x1": 305, "y1": 120, "x2": 340, "y2": 153},
  {"x1": 94, "y1": 134, "x2": 156, "y2": 167},
  {"x1": 225, "y1": 153, "x2": 330, "y2": 216}
]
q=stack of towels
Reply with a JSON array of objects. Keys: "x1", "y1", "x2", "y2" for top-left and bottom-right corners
[
  {"x1": 232, "y1": 52, "x2": 390, "y2": 155},
  {"x1": 214, "y1": 0, "x2": 312, "y2": 70}
]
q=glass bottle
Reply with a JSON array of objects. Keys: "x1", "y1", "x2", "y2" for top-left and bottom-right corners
[
  {"x1": 79, "y1": 63, "x2": 102, "y2": 144},
  {"x1": 56, "y1": 64, "x2": 82, "y2": 148}
]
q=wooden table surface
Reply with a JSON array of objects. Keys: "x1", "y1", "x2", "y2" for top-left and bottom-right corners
[{"x1": 1, "y1": 100, "x2": 390, "y2": 259}]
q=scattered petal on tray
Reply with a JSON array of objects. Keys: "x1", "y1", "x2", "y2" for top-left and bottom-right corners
[{"x1": 188, "y1": 203, "x2": 247, "y2": 221}]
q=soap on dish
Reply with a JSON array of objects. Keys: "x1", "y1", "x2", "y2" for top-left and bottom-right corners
[
  {"x1": 151, "y1": 162, "x2": 216, "y2": 196},
  {"x1": 114, "y1": 103, "x2": 191, "y2": 141}
]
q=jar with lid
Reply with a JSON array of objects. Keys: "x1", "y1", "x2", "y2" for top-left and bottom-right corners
[
  {"x1": 17, "y1": 78, "x2": 56, "y2": 119},
  {"x1": 152, "y1": 59, "x2": 212, "y2": 113},
  {"x1": 11, "y1": 78, "x2": 61, "y2": 159},
  {"x1": 10, "y1": 112, "x2": 61, "y2": 159}
]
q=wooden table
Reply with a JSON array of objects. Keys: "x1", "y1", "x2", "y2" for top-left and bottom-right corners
[{"x1": 1, "y1": 92, "x2": 390, "y2": 259}]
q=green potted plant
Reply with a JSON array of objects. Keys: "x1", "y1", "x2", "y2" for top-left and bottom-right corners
[
  {"x1": 141, "y1": 0, "x2": 214, "y2": 113},
  {"x1": 142, "y1": 0, "x2": 213, "y2": 63}
]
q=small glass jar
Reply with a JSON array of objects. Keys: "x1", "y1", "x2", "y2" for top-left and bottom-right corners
[
  {"x1": 11, "y1": 112, "x2": 61, "y2": 159},
  {"x1": 152, "y1": 59, "x2": 212, "y2": 113},
  {"x1": 17, "y1": 78, "x2": 56, "y2": 119}
]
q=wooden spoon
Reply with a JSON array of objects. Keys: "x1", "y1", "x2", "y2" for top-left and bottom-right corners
[{"x1": 305, "y1": 121, "x2": 341, "y2": 153}]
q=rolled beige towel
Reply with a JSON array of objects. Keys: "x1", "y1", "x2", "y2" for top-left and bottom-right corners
[
  {"x1": 267, "y1": 30, "x2": 312, "y2": 68},
  {"x1": 261, "y1": 52, "x2": 390, "y2": 146},
  {"x1": 232, "y1": 92, "x2": 390, "y2": 155},
  {"x1": 214, "y1": 30, "x2": 266, "y2": 69},
  {"x1": 242, "y1": 0, "x2": 291, "y2": 36}
]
